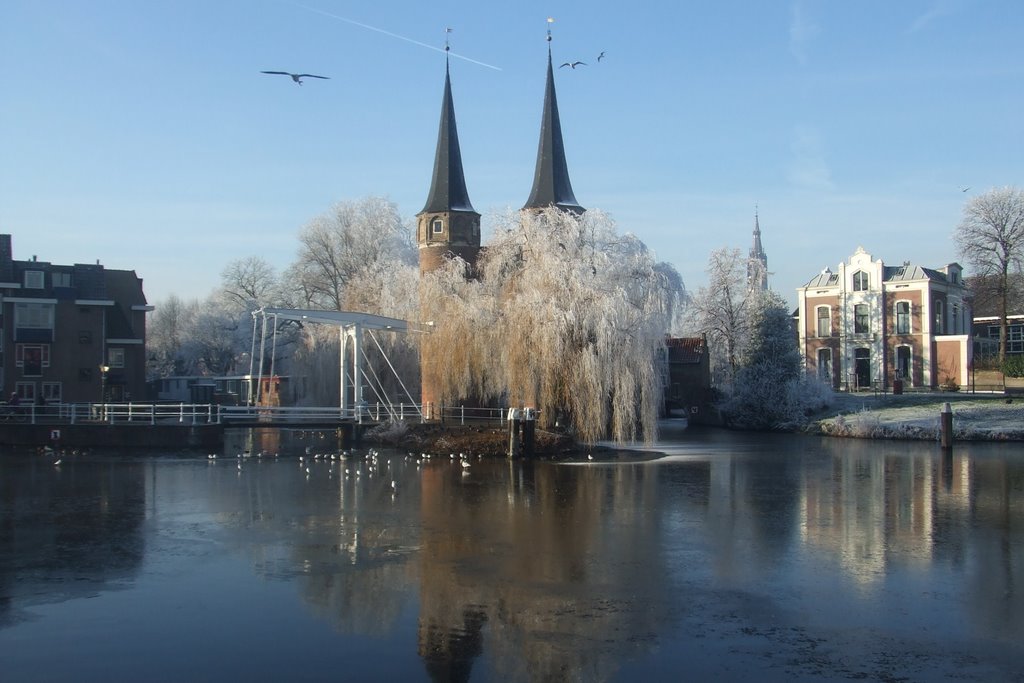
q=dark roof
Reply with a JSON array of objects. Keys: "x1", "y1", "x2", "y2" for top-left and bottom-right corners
[
  {"x1": 104, "y1": 269, "x2": 147, "y2": 339},
  {"x1": 666, "y1": 337, "x2": 706, "y2": 364},
  {"x1": 522, "y1": 49, "x2": 583, "y2": 214},
  {"x1": 419, "y1": 60, "x2": 477, "y2": 216}
]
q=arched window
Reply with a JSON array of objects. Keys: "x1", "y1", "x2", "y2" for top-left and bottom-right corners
[
  {"x1": 895, "y1": 301, "x2": 911, "y2": 335},
  {"x1": 853, "y1": 271, "x2": 869, "y2": 291},
  {"x1": 816, "y1": 306, "x2": 831, "y2": 337}
]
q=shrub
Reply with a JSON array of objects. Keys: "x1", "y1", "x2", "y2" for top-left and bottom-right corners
[{"x1": 1002, "y1": 355, "x2": 1024, "y2": 378}]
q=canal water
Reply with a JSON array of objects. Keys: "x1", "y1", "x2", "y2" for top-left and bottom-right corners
[{"x1": 1, "y1": 427, "x2": 1022, "y2": 682}]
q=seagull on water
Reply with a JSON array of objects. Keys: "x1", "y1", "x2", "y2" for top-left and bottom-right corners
[{"x1": 261, "y1": 71, "x2": 330, "y2": 85}]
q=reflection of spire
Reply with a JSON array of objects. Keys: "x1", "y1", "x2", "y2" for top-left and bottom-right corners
[
  {"x1": 523, "y1": 20, "x2": 584, "y2": 214},
  {"x1": 419, "y1": 609, "x2": 487, "y2": 683}
]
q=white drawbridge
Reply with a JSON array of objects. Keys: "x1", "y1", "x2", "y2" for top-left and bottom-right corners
[{"x1": 250, "y1": 308, "x2": 423, "y2": 422}]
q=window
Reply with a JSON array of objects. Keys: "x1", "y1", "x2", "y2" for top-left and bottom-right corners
[
  {"x1": 853, "y1": 271, "x2": 869, "y2": 291},
  {"x1": 24, "y1": 270, "x2": 44, "y2": 289},
  {"x1": 896, "y1": 346, "x2": 912, "y2": 382},
  {"x1": 16, "y1": 344, "x2": 50, "y2": 375},
  {"x1": 1010, "y1": 324, "x2": 1024, "y2": 354},
  {"x1": 815, "y1": 306, "x2": 831, "y2": 337},
  {"x1": 817, "y1": 348, "x2": 832, "y2": 384},
  {"x1": 951, "y1": 304, "x2": 960, "y2": 334},
  {"x1": 108, "y1": 348, "x2": 125, "y2": 368},
  {"x1": 934, "y1": 299, "x2": 944, "y2": 334},
  {"x1": 15, "y1": 382, "x2": 35, "y2": 401},
  {"x1": 52, "y1": 272, "x2": 72, "y2": 288},
  {"x1": 42, "y1": 382, "x2": 62, "y2": 402},
  {"x1": 431, "y1": 217, "x2": 443, "y2": 234},
  {"x1": 896, "y1": 301, "x2": 910, "y2": 335},
  {"x1": 14, "y1": 302, "x2": 54, "y2": 329},
  {"x1": 854, "y1": 304, "x2": 869, "y2": 334}
]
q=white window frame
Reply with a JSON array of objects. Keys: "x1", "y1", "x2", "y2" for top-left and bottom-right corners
[
  {"x1": 15, "y1": 343, "x2": 51, "y2": 373},
  {"x1": 895, "y1": 300, "x2": 912, "y2": 335},
  {"x1": 854, "y1": 303, "x2": 869, "y2": 334},
  {"x1": 431, "y1": 217, "x2": 443, "y2": 234},
  {"x1": 853, "y1": 271, "x2": 869, "y2": 291},
  {"x1": 15, "y1": 382, "x2": 36, "y2": 401},
  {"x1": 42, "y1": 382, "x2": 62, "y2": 402},
  {"x1": 108, "y1": 347, "x2": 126, "y2": 369},
  {"x1": 24, "y1": 270, "x2": 44, "y2": 289},
  {"x1": 14, "y1": 303, "x2": 55, "y2": 329},
  {"x1": 815, "y1": 305, "x2": 831, "y2": 338}
]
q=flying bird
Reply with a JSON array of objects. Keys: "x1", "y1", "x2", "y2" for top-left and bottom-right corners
[
  {"x1": 960, "y1": 186, "x2": 970, "y2": 192},
  {"x1": 260, "y1": 71, "x2": 330, "y2": 85},
  {"x1": 597, "y1": 51, "x2": 606, "y2": 61},
  {"x1": 560, "y1": 61, "x2": 586, "y2": 69}
]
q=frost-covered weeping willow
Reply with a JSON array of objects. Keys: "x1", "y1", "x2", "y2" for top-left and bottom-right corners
[{"x1": 420, "y1": 208, "x2": 682, "y2": 444}]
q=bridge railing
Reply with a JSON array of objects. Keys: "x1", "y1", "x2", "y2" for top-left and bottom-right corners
[{"x1": 4, "y1": 402, "x2": 522, "y2": 427}]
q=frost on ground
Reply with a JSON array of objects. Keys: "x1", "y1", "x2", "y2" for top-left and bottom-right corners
[{"x1": 814, "y1": 395, "x2": 1024, "y2": 440}]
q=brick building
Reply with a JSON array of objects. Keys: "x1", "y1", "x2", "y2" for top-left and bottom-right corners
[
  {"x1": 0, "y1": 234, "x2": 151, "y2": 404},
  {"x1": 796, "y1": 247, "x2": 971, "y2": 391}
]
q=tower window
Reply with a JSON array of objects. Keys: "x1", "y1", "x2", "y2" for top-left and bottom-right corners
[{"x1": 431, "y1": 218, "x2": 443, "y2": 234}]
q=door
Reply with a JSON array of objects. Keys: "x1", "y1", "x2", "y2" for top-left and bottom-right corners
[{"x1": 854, "y1": 348, "x2": 871, "y2": 389}]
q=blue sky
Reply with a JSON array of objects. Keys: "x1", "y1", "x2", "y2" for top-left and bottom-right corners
[{"x1": 2, "y1": 1, "x2": 1021, "y2": 307}]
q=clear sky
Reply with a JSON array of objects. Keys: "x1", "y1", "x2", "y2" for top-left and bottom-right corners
[{"x1": 2, "y1": 1, "x2": 1021, "y2": 308}]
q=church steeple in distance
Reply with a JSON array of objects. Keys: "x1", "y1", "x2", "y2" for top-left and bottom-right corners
[
  {"x1": 417, "y1": 41, "x2": 481, "y2": 274},
  {"x1": 748, "y1": 208, "x2": 769, "y2": 291},
  {"x1": 523, "y1": 21, "x2": 584, "y2": 214}
]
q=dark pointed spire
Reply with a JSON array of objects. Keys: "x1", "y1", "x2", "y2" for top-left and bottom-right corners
[
  {"x1": 420, "y1": 51, "x2": 476, "y2": 215},
  {"x1": 523, "y1": 32, "x2": 583, "y2": 214}
]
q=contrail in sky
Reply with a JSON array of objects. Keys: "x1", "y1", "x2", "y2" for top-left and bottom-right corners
[{"x1": 292, "y1": 3, "x2": 502, "y2": 71}]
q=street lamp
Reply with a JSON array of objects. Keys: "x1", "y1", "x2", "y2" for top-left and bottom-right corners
[{"x1": 99, "y1": 364, "x2": 110, "y2": 403}]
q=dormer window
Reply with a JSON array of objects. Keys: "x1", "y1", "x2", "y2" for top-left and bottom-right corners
[
  {"x1": 53, "y1": 272, "x2": 72, "y2": 288},
  {"x1": 24, "y1": 270, "x2": 44, "y2": 289},
  {"x1": 853, "y1": 271, "x2": 869, "y2": 291},
  {"x1": 431, "y1": 217, "x2": 444, "y2": 234}
]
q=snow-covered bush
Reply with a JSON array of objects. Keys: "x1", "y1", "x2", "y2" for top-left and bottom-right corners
[{"x1": 719, "y1": 293, "x2": 818, "y2": 430}]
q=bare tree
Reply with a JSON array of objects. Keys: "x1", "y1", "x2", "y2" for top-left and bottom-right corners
[
  {"x1": 289, "y1": 196, "x2": 415, "y2": 310},
  {"x1": 147, "y1": 294, "x2": 200, "y2": 378},
  {"x1": 690, "y1": 247, "x2": 765, "y2": 385},
  {"x1": 954, "y1": 186, "x2": 1024, "y2": 364},
  {"x1": 220, "y1": 256, "x2": 278, "y2": 309}
]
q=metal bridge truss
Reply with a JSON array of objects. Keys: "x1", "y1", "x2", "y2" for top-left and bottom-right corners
[{"x1": 252, "y1": 308, "x2": 423, "y2": 423}]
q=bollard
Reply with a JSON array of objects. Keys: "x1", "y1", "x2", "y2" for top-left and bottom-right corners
[
  {"x1": 940, "y1": 402, "x2": 953, "y2": 448},
  {"x1": 507, "y1": 407, "x2": 521, "y2": 458}
]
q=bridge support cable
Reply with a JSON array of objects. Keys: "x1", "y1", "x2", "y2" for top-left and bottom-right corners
[{"x1": 366, "y1": 329, "x2": 422, "y2": 421}]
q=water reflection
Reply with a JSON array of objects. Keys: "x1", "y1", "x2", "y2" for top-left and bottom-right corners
[
  {"x1": 0, "y1": 457, "x2": 146, "y2": 626},
  {"x1": 1, "y1": 430, "x2": 1022, "y2": 680}
]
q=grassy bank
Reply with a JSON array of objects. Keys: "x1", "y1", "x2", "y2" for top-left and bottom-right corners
[{"x1": 809, "y1": 392, "x2": 1024, "y2": 441}]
